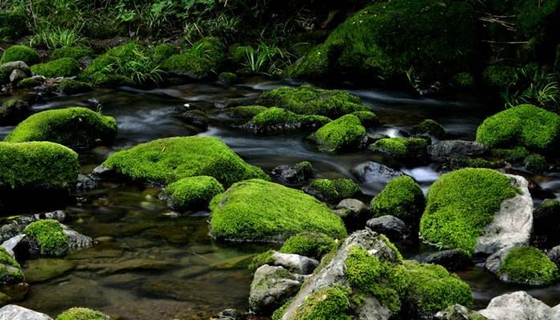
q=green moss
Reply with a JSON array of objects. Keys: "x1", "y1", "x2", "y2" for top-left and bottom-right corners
[
  {"x1": 5, "y1": 107, "x2": 117, "y2": 149},
  {"x1": 85, "y1": 55, "x2": 120, "y2": 75},
  {"x1": 310, "y1": 114, "x2": 365, "y2": 152},
  {"x1": 482, "y1": 65, "x2": 518, "y2": 88},
  {"x1": 415, "y1": 119, "x2": 446, "y2": 139},
  {"x1": 0, "y1": 247, "x2": 24, "y2": 284},
  {"x1": 31, "y1": 58, "x2": 81, "y2": 77},
  {"x1": 420, "y1": 168, "x2": 519, "y2": 253},
  {"x1": 248, "y1": 107, "x2": 331, "y2": 134},
  {"x1": 498, "y1": 246, "x2": 559, "y2": 285},
  {"x1": 0, "y1": 45, "x2": 40, "y2": 65},
  {"x1": 226, "y1": 105, "x2": 268, "y2": 119},
  {"x1": 490, "y1": 147, "x2": 530, "y2": 163},
  {"x1": 257, "y1": 86, "x2": 367, "y2": 118},
  {"x1": 17, "y1": 77, "x2": 42, "y2": 88},
  {"x1": 371, "y1": 176, "x2": 425, "y2": 223},
  {"x1": 462, "y1": 157, "x2": 504, "y2": 169},
  {"x1": 164, "y1": 175, "x2": 225, "y2": 211},
  {"x1": 524, "y1": 154, "x2": 548, "y2": 173},
  {"x1": 51, "y1": 46, "x2": 94, "y2": 60},
  {"x1": 209, "y1": 179, "x2": 347, "y2": 241},
  {"x1": 218, "y1": 72, "x2": 238, "y2": 84},
  {"x1": 103, "y1": 136, "x2": 268, "y2": 186},
  {"x1": 90, "y1": 71, "x2": 133, "y2": 87},
  {"x1": 306, "y1": 178, "x2": 361, "y2": 204},
  {"x1": 161, "y1": 37, "x2": 226, "y2": 78},
  {"x1": 24, "y1": 220, "x2": 69, "y2": 257},
  {"x1": 476, "y1": 104, "x2": 560, "y2": 151},
  {"x1": 231, "y1": 45, "x2": 252, "y2": 65},
  {"x1": 0, "y1": 141, "x2": 79, "y2": 191},
  {"x1": 280, "y1": 232, "x2": 337, "y2": 260},
  {"x1": 286, "y1": 44, "x2": 330, "y2": 79},
  {"x1": 351, "y1": 111, "x2": 379, "y2": 128},
  {"x1": 370, "y1": 137, "x2": 428, "y2": 161},
  {"x1": 56, "y1": 307, "x2": 109, "y2": 320},
  {"x1": 58, "y1": 79, "x2": 93, "y2": 95},
  {"x1": 404, "y1": 260, "x2": 473, "y2": 316},
  {"x1": 152, "y1": 43, "x2": 180, "y2": 63},
  {"x1": 248, "y1": 250, "x2": 275, "y2": 273},
  {"x1": 0, "y1": 12, "x2": 28, "y2": 40},
  {"x1": 291, "y1": 284, "x2": 352, "y2": 320}
]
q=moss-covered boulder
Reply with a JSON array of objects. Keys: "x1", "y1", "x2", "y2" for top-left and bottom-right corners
[
  {"x1": 163, "y1": 175, "x2": 224, "y2": 211},
  {"x1": 371, "y1": 176, "x2": 425, "y2": 225},
  {"x1": 370, "y1": 137, "x2": 428, "y2": 163},
  {"x1": 0, "y1": 141, "x2": 79, "y2": 192},
  {"x1": 497, "y1": 246, "x2": 559, "y2": 286},
  {"x1": 419, "y1": 169, "x2": 520, "y2": 254},
  {"x1": 288, "y1": 0, "x2": 479, "y2": 83},
  {"x1": 309, "y1": 114, "x2": 366, "y2": 152},
  {"x1": 241, "y1": 107, "x2": 330, "y2": 134},
  {"x1": 0, "y1": 99, "x2": 31, "y2": 126},
  {"x1": 30, "y1": 58, "x2": 81, "y2": 77},
  {"x1": 279, "y1": 232, "x2": 337, "y2": 260},
  {"x1": 524, "y1": 154, "x2": 548, "y2": 173},
  {"x1": 256, "y1": 86, "x2": 368, "y2": 119},
  {"x1": 476, "y1": 104, "x2": 560, "y2": 152},
  {"x1": 225, "y1": 105, "x2": 268, "y2": 119},
  {"x1": 0, "y1": 247, "x2": 24, "y2": 285},
  {"x1": 24, "y1": 220, "x2": 69, "y2": 257},
  {"x1": 101, "y1": 136, "x2": 268, "y2": 186},
  {"x1": 161, "y1": 37, "x2": 226, "y2": 79},
  {"x1": 58, "y1": 79, "x2": 93, "y2": 95},
  {"x1": 0, "y1": 11, "x2": 28, "y2": 40},
  {"x1": 152, "y1": 43, "x2": 180, "y2": 63},
  {"x1": 414, "y1": 119, "x2": 446, "y2": 139},
  {"x1": 51, "y1": 46, "x2": 94, "y2": 60},
  {"x1": 0, "y1": 45, "x2": 40, "y2": 65},
  {"x1": 352, "y1": 110, "x2": 379, "y2": 128},
  {"x1": 209, "y1": 179, "x2": 347, "y2": 241},
  {"x1": 56, "y1": 307, "x2": 110, "y2": 320},
  {"x1": 5, "y1": 107, "x2": 117, "y2": 149},
  {"x1": 304, "y1": 178, "x2": 361, "y2": 204}
]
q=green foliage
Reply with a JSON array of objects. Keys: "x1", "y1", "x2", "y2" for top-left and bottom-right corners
[
  {"x1": 58, "y1": 79, "x2": 93, "y2": 95},
  {"x1": 51, "y1": 46, "x2": 94, "y2": 60},
  {"x1": 183, "y1": 12, "x2": 241, "y2": 44},
  {"x1": 24, "y1": 219, "x2": 69, "y2": 257},
  {"x1": 291, "y1": 284, "x2": 352, "y2": 320},
  {"x1": 0, "y1": 141, "x2": 79, "y2": 191},
  {"x1": 0, "y1": 11, "x2": 28, "y2": 40},
  {"x1": 306, "y1": 178, "x2": 361, "y2": 204},
  {"x1": 239, "y1": 43, "x2": 294, "y2": 76},
  {"x1": 420, "y1": 168, "x2": 518, "y2": 253},
  {"x1": 500, "y1": 65, "x2": 559, "y2": 111},
  {"x1": 370, "y1": 137, "x2": 428, "y2": 161},
  {"x1": 31, "y1": 58, "x2": 81, "y2": 77},
  {"x1": 103, "y1": 136, "x2": 268, "y2": 186},
  {"x1": 29, "y1": 25, "x2": 86, "y2": 49},
  {"x1": 0, "y1": 45, "x2": 40, "y2": 65},
  {"x1": 247, "y1": 107, "x2": 331, "y2": 134},
  {"x1": 483, "y1": 65, "x2": 518, "y2": 88},
  {"x1": 56, "y1": 307, "x2": 109, "y2": 320},
  {"x1": 152, "y1": 43, "x2": 180, "y2": 63},
  {"x1": 5, "y1": 107, "x2": 117, "y2": 149},
  {"x1": 161, "y1": 37, "x2": 226, "y2": 79},
  {"x1": 371, "y1": 176, "x2": 425, "y2": 223},
  {"x1": 164, "y1": 175, "x2": 225, "y2": 211},
  {"x1": 0, "y1": 247, "x2": 24, "y2": 284},
  {"x1": 498, "y1": 246, "x2": 559, "y2": 285},
  {"x1": 17, "y1": 77, "x2": 42, "y2": 88},
  {"x1": 280, "y1": 232, "x2": 337, "y2": 260},
  {"x1": 310, "y1": 114, "x2": 365, "y2": 152},
  {"x1": 476, "y1": 104, "x2": 560, "y2": 151},
  {"x1": 257, "y1": 86, "x2": 367, "y2": 118},
  {"x1": 209, "y1": 179, "x2": 348, "y2": 241}
]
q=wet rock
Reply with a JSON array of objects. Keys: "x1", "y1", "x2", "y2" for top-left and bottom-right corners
[
  {"x1": 428, "y1": 140, "x2": 487, "y2": 162},
  {"x1": 62, "y1": 224, "x2": 94, "y2": 252},
  {"x1": 271, "y1": 161, "x2": 313, "y2": 185},
  {"x1": 335, "y1": 198, "x2": 369, "y2": 226},
  {"x1": 423, "y1": 249, "x2": 473, "y2": 272},
  {"x1": 216, "y1": 309, "x2": 243, "y2": 320},
  {"x1": 548, "y1": 245, "x2": 560, "y2": 267},
  {"x1": 0, "y1": 226, "x2": 21, "y2": 244},
  {"x1": 9, "y1": 69, "x2": 27, "y2": 84},
  {"x1": 75, "y1": 174, "x2": 99, "y2": 192},
  {"x1": 0, "y1": 99, "x2": 31, "y2": 126},
  {"x1": 366, "y1": 215, "x2": 407, "y2": 241},
  {"x1": 89, "y1": 164, "x2": 119, "y2": 180},
  {"x1": 270, "y1": 252, "x2": 319, "y2": 275},
  {"x1": 352, "y1": 161, "x2": 404, "y2": 184},
  {"x1": 177, "y1": 109, "x2": 209, "y2": 130},
  {"x1": 478, "y1": 291, "x2": 559, "y2": 320},
  {"x1": 303, "y1": 178, "x2": 360, "y2": 204},
  {"x1": 435, "y1": 304, "x2": 487, "y2": 320},
  {"x1": 76, "y1": 258, "x2": 174, "y2": 274},
  {"x1": 23, "y1": 258, "x2": 76, "y2": 283},
  {"x1": 486, "y1": 246, "x2": 558, "y2": 286},
  {"x1": 0, "y1": 61, "x2": 31, "y2": 83},
  {"x1": 0, "y1": 305, "x2": 53, "y2": 320},
  {"x1": 337, "y1": 198, "x2": 368, "y2": 215},
  {"x1": 1, "y1": 234, "x2": 25, "y2": 258}
]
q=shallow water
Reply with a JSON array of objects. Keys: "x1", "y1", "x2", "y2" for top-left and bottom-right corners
[{"x1": 3, "y1": 79, "x2": 560, "y2": 319}]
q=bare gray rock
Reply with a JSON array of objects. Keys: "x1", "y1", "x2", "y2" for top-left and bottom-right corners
[
  {"x1": 479, "y1": 291, "x2": 558, "y2": 320},
  {"x1": 366, "y1": 215, "x2": 407, "y2": 241},
  {"x1": 271, "y1": 252, "x2": 318, "y2": 275},
  {"x1": 428, "y1": 140, "x2": 487, "y2": 162},
  {"x1": 0, "y1": 305, "x2": 52, "y2": 320}
]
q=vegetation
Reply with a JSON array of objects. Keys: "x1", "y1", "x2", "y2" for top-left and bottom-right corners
[
  {"x1": 0, "y1": 247, "x2": 24, "y2": 284},
  {"x1": 289, "y1": 284, "x2": 352, "y2": 320},
  {"x1": 51, "y1": 45, "x2": 94, "y2": 60},
  {"x1": 370, "y1": 137, "x2": 428, "y2": 162},
  {"x1": 371, "y1": 176, "x2": 425, "y2": 224},
  {"x1": 163, "y1": 175, "x2": 225, "y2": 211},
  {"x1": 310, "y1": 114, "x2": 365, "y2": 152},
  {"x1": 30, "y1": 57, "x2": 81, "y2": 77},
  {"x1": 0, "y1": 45, "x2": 40, "y2": 65},
  {"x1": 498, "y1": 246, "x2": 559, "y2": 286},
  {"x1": 24, "y1": 219, "x2": 69, "y2": 257},
  {"x1": 279, "y1": 232, "x2": 337, "y2": 260},
  {"x1": 245, "y1": 107, "x2": 331, "y2": 134},
  {"x1": 305, "y1": 178, "x2": 361, "y2": 204},
  {"x1": 56, "y1": 307, "x2": 109, "y2": 320}
]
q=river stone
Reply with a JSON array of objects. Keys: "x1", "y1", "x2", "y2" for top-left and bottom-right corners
[
  {"x1": 337, "y1": 198, "x2": 368, "y2": 215},
  {"x1": 9, "y1": 69, "x2": 27, "y2": 84},
  {"x1": 435, "y1": 304, "x2": 487, "y2": 320},
  {"x1": 1, "y1": 234, "x2": 25, "y2": 258},
  {"x1": 423, "y1": 249, "x2": 473, "y2": 272},
  {"x1": 249, "y1": 265, "x2": 307, "y2": 315},
  {"x1": 478, "y1": 291, "x2": 558, "y2": 320},
  {"x1": 24, "y1": 259, "x2": 76, "y2": 283},
  {"x1": 428, "y1": 140, "x2": 487, "y2": 162},
  {"x1": 548, "y1": 245, "x2": 560, "y2": 267},
  {"x1": 366, "y1": 215, "x2": 407, "y2": 241},
  {"x1": 475, "y1": 175, "x2": 532, "y2": 255},
  {"x1": 0, "y1": 100, "x2": 31, "y2": 126},
  {"x1": 484, "y1": 246, "x2": 510, "y2": 276},
  {"x1": 62, "y1": 224, "x2": 94, "y2": 252},
  {"x1": 532, "y1": 199, "x2": 560, "y2": 245},
  {"x1": 0, "y1": 305, "x2": 53, "y2": 320},
  {"x1": 353, "y1": 161, "x2": 404, "y2": 184},
  {"x1": 270, "y1": 252, "x2": 319, "y2": 275},
  {"x1": 217, "y1": 309, "x2": 243, "y2": 320},
  {"x1": 271, "y1": 162, "x2": 313, "y2": 185},
  {"x1": 76, "y1": 174, "x2": 99, "y2": 191}
]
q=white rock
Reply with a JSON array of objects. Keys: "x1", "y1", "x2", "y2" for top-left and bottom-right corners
[
  {"x1": 478, "y1": 291, "x2": 556, "y2": 320},
  {"x1": 0, "y1": 305, "x2": 53, "y2": 320}
]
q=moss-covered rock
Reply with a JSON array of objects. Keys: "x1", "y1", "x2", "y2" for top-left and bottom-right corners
[
  {"x1": 370, "y1": 137, "x2": 428, "y2": 162},
  {"x1": 279, "y1": 232, "x2": 337, "y2": 260},
  {"x1": 310, "y1": 114, "x2": 366, "y2": 152},
  {"x1": 58, "y1": 79, "x2": 93, "y2": 95},
  {"x1": 163, "y1": 175, "x2": 224, "y2": 211},
  {"x1": 489, "y1": 147, "x2": 530, "y2": 163},
  {"x1": 225, "y1": 105, "x2": 268, "y2": 119},
  {"x1": 482, "y1": 65, "x2": 518, "y2": 88},
  {"x1": 51, "y1": 46, "x2": 94, "y2": 60},
  {"x1": 524, "y1": 154, "x2": 548, "y2": 173},
  {"x1": 0, "y1": 45, "x2": 40, "y2": 65},
  {"x1": 304, "y1": 178, "x2": 361, "y2": 204},
  {"x1": 152, "y1": 43, "x2": 180, "y2": 63},
  {"x1": 90, "y1": 71, "x2": 133, "y2": 87},
  {"x1": 0, "y1": 247, "x2": 24, "y2": 284},
  {"x1": 0, "y1": 11, "x2": 28, "y2": 40},
  {"x1": 476, "y1": 104, "x2": 560, "y2": 152},
  {"x1": 352, "y1": 111, "x2": 379, "y2": 128},
  {"x1": 5, "y1": 107, "x2": 117, "y2": 149},
  {"x1": 257, "y1": 86, "x2": 367, "y2": 118},
  {"x1": 371, "y1": 176, "x2": 425, "y2": 224},
  {"x1": 56, "y1": 307, "x2": 110, "y2": 320},
  {"x1": 242, "y1": 107, "x2": 331, "y2": 134},
  {"x1": 288, "y1": 284, "x2": 352, "y2": 320},
  {"x1": 218, "y1": 72, "x2": 238, "y2": 85},
  {"x1": 0, "y1": 99, "x2": 31, "y2": 126},
  {"x1": 0, "y1": 141, "x2": 79, "y2": 191},
  {"x1": 30, "y1": 58, "x2": 81, "y2": 78},
  {"x1": 161, "y1": 37, "x2": 226, "y2": 79},
  {"x1": 498, "y1": 246, "x2": 559, "y2": 285},
  {"x1": 209, "y1": 179, "x2": 347, "y2": 241},
  {"x1": 17, "y1": 77, "x2": 42, "y2": 88},
  {"x1": 102, "y1": 136, "x2": 268, "y2": 186},
  {"x1": 415, "y1": 119, "x2": 446, "y2": 139},
  {"x1": 419, "y1": 168, "x2": 519, "y2": 253},
  {"x1": 24, "y1": 220, "x2": 69, "y2": 257}
]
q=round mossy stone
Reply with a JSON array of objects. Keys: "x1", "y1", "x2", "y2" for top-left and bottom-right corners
[
  {"x1": 24, "y1": 219, "x2": 69, "y2": 257},
  {"x1": 30, "y1": 58, "x2": 81, "y2": 77},
  {"x1": 305, "y1": 178, "x2": 361, "y2": 204},
  {"x1": 498, "y1": 246, "x2": 559, "y2": 286},
  {"x1": 164, "y1": 176, "x2": 225, "y2": 211},
  {"x1": 310, "y1": 114, "x2": 366, "y2": 152},
  {"x1": 0, "y1": 45, "x2": 40, "y2": 65},
  {"x1": 371, "y1": 176, "x2": 425, "y2": 224},
  {"x1": 56, "y1": 307, "x2": 110, "y2": 320}
]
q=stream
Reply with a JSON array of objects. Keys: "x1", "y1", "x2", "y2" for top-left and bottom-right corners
[{"x1": 1, "y1": 78, "x2": 560, "y2": 319}]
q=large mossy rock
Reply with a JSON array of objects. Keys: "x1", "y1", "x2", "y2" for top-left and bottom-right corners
[
  {"x1": 240, "y1": 107, "x2": 330, "y2": 134},
  {"x1": 370, "y1": 137, "x2": 428, "y2": 163},
  {"x1": 309, "y1": 114, "x2": 366, "y2": 152},
  {"x1": 256, "y1": 86, "x2": 367, "y2": 119},
  {"x1": 371, "y1": 176, "x2": 425, "y2": 225},
  {"x1": 476, "y1": 104, "x2": 560, "y2": 152},
  {"x1": 101, "y1": 136, "x2": 268, "y2": 186},
  {"x1": 209, "y1": 179, "x2": 347, "y2": 242},
  {"x1": 163, "y1": 175, "x2": 225, "y2": 211},
  {"x1": 5, "y1": 107, "x2": 117, "y2": 149},
  {"x1": 0, "y1": 45, "x2": 39, "y2": 66},
  {"x1": 420, "y1": 169, "x2": 531, "y2": 254},
  {"x1": 288, "y1": 0, "x2": 479, "y2": 82},
  {"x1": 496, "y1": 246, "x2": 559, "y2": 286},
  {"x1": 0, "y1": 141, "x2": 79, "y2": 192},
  {"x1": 30, "y1": 58, "x2": 81, "y2": 78}
]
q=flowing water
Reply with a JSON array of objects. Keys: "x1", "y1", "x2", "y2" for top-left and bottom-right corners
[{"x1": 2, "y1": 79, "x2": 560, "y2": 319}]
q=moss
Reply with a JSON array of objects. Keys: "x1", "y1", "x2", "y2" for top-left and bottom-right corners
[
  {"x1": 371, "y1": 176, "x2": 425, "y2": 224},
  {"x1": 248, "y1": 250, "x2": 275, "y2": 273},
  {"x1": 306, "y1": 178, "x2": 361, "y2": 204},
  {"x1": 415, "y1": 119, "x2": 446, "y2": 139},
  {"x1": 209, "y1": 179, "x2": 347, "y2": 241},
  {"x1": 5, "y1": 107, "x2": 117, "y2": 149},
  {"x1": 24, "y1": 219, "x2": 69, "y2": 257},
  {"x1": 482, "y1": 65, "x2": 518, "y2": 88},
  {"x1": 351, "y1": 111, "x2": 379, "y2": 128},
  {"x1": 0, "y1": 45, "x2": 40, "y2": 65},
  {"x1": 279, "y1": 232, "x2": 337, "y2": 260},
  {"x1": 404, "y1": 260, "x2": 473, "y2": 316},
  {"x1": 58, "y1": 79, "x2": 93, "y2": 95},
  {"x1": 231, "y1": 45, "x2": 252, "y2": 65},
  {"x1": 0, "y1": 247, "x2": 24, "y2": 284},
  {"x1": 286, "y1": 44, "x2": 330, "y2": 79},
  {"x1": 164, "y1": 175, "x2": 225, "y2": 211},
  {"x1": 463, "y1": 157, "x2": 504, "y2": 169},
  {"x1": 476, "y1": 104, "x2": 560, "y2": 151},
  {"x1": 0, "y1": 12, "x2": 28, "y2": 40},
  {"x1": 524, "y1": 154, "x2": 548, "y2": 173},
  {"x1": 31, "y1": 58, "x2": 81, "y2": 78},
  {"x1": 490, "y1": 147, "x2": 530, "y2": 163},
  {"x1": 419, "y1": 168, "x2": 519, "y2": 253},
  {"x1": 291, "y1": 284, "x2": 352, "y2": 320},
  {"x1": 51, "y1": 46, "x2": 94, "y2": 60},
  {"x1": 247, "y1": 107, "x2": 331, "y2": 134},
  {"x1": 0, "y1": 141, "x2": 79, "y2": 191},
  {"x1": 161, "y1": 37, "x2": 226, "y2": 78},
  {"x1": 218, "y1": 72, "x2": 238, "y2": 84},
  {"x1": 310, "y1": 114, "x2": 365, "y2": 152},
  {"x1": 56, "y1": 307, "x2": 109, "y2": 320},
  {"x1": 370, "y1": 137, "x2": 428, "y2": 161},
  {"x1": 103, "y1": 136, "x2": 268, "y2": 186},
  {"x1": 90, "y1": 71, "x2": 133, "y2": 87},
  {"x1": 85, "y1": 55, "x2": 120, "y2": 75},
  {"x1": 453, "y1": 72, "x2": 476, "y2": 87},
  {"x1": 498, "y1": 246, "x2": 559, "y2": 285},
  {"x1": 257, "y1": 85, "x2": 367, "y2": 119},
  {"x1": 226, "y1": 105, "x2": 268, "y2": 119},
  {"x1": 152, "y1": 43, "x2": 180, "y2": 63},
  {"x1": 17, "y1": 77, "x2": 42, "y2": 88}
]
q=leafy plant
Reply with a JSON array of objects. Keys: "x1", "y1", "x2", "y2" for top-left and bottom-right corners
[
  {"x1": 501, "y1": 64, "x2": 559, "y2": 111},
  {"x1": 241, "y1": 42, "x2": 294, "y2": 76},
  {"x1": 101, "y1": 48, "x2": 166, "y2": 86},
  {"x1": 29, "y1": 23, "x2": 86, "y2": 49}
]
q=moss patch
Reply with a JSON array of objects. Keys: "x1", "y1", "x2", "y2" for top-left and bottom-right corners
[
  {"x1": 498, "y1": 246, "x2": 559, "y2": 285},
  {"x1": 30, "y1": 58, "x2": 81, "y2": 77},
  {"x1": 226, "y1": 105, "x2": 268, "y2": 119},
  {"x1": 5, "y1": 107, "x2": 117, "y2": 149},
  {"x1": 24, "y1": 219, "x2": 69, "y2": 257},
  {"x1": 58, "y1": 79, "x2": 93, "y2": 95},
  {"x1": 415, "y1": 119, "x2": 446, "y2": 139},
  {"x1": 0, "y1": 247, "x2": 24, "y2": 284},
  {"x1": 370, "y1": 137, "x2": 428, "y2": 161},
  {"x1": 164, "y1": 175, "x2": 225, "y2": 211},
  {"x1": 352, "y1": 111, "x2": 379, "y2": 128},
  {"x1": 246, "y1": 107, "x2": 331, "y2": 134},
  {"x1": 161, "y1": 37, "x2": 226, "y2": 78},
  {"x1": 280, "y1": 232, "x2": 337, "y2": 260},
  {"x1": 210, "y1": 179, "x2": 347, "y2": 242},
  {"x1": 0, "y1": 45, "x2": 40, "y2": 65},
  {"x1": 371, "y1": 176, "x2": 425, "y2": 224},
  {"x1": 291, "y1": 284, "x2": 352, "y2": 320},
  {"x1": 305, "y1": 178, "x2": 361, "y2": 204},
  {"x1": 103, "y1": 136, "x2": 268, "y2": 186},
  {"x1": 56, "y1": 307, "x2": 109, "y2": 320},
  {"x1": 51, "y1": 46, "x2": 94, "y2": 60},
  {"x1": 419, "y1": 168, "x2": 518, "y2": 253},
  {"x1": 152, "y1": 43, "x2": 180, "y2": 63},
  {"x1": 310, "y1": 114, "x2": 365, "y2": 152}
]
